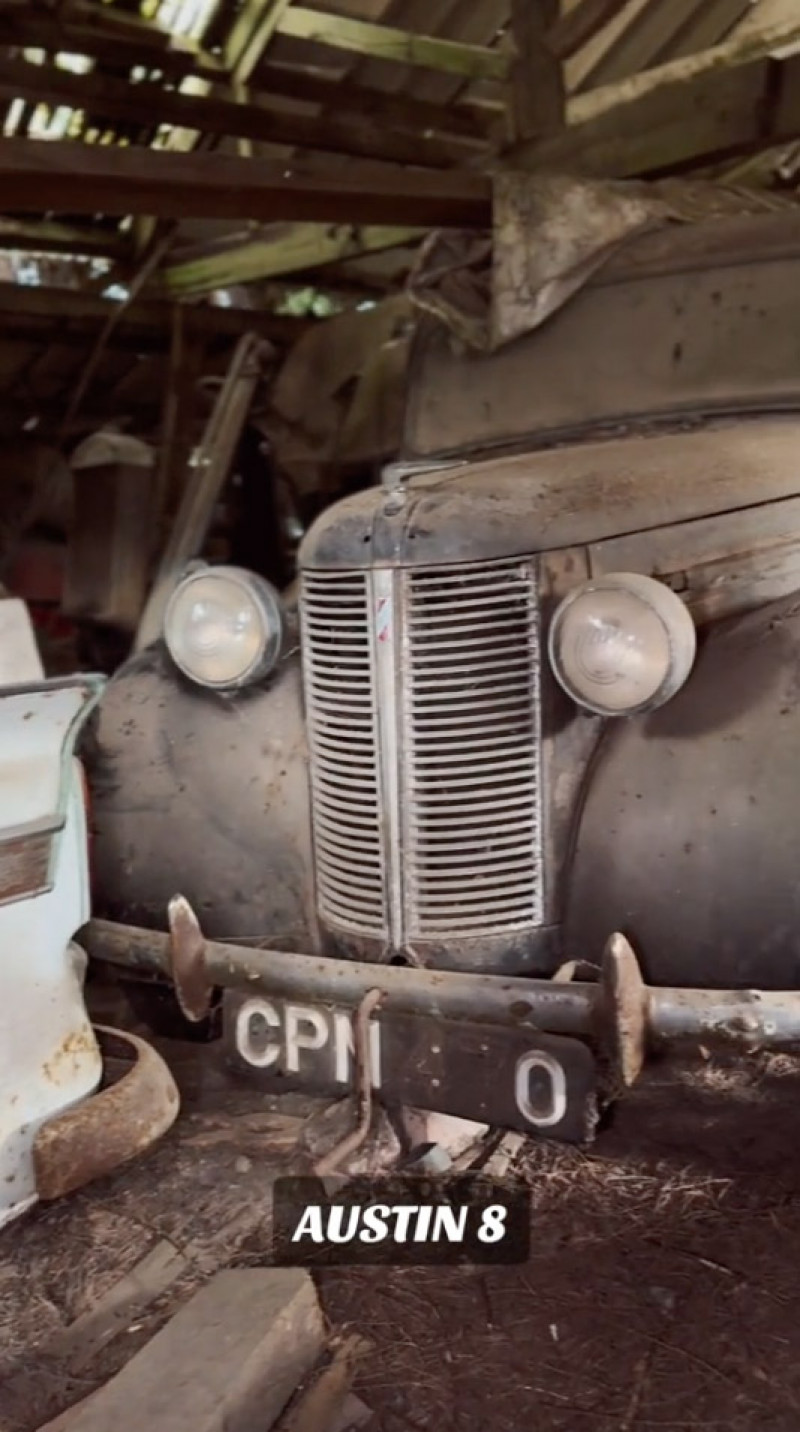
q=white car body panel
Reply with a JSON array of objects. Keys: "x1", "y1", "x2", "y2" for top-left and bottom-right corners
[{"x1": 0, "y1": 601, "x2": 104, "y2": 1227}]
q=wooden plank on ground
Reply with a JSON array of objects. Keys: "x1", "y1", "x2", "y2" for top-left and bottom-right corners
[
  {"x1": 63, "y1": 1270, "x2": 325, "y2": 1432},
  {"x1": 0, "y1": 139, "x2": 491, "y2": 227},
  {"x1": 49, "y1": 1241, "x2": 189, "y2": 1371},
  {"x1": 275, "y1": 6, "x2": 508, "y2": 80}
]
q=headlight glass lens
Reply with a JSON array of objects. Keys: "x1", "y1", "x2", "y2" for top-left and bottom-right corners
[
  {"x1": 164, "y1": 566, "x2": 284, "y2": 690},
  {"x1": 548, "y1": 572, "x2": 696, "y2": 716}
]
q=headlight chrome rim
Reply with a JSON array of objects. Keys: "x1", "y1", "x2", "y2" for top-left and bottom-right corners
[
  {"x1": 164, "y1": 565, "x2": 286, "y2": 691},
  {"x1": 548, "y1": 571, "x2": 696, "y2": 717}
]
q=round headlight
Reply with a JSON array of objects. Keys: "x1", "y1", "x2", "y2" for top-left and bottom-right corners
[
  {"x1": 548, "y1": 572, "x2": 696, "y2": 717},
  {"x1": 164, "y1": 566, "x2": 285, "y2": 690}
]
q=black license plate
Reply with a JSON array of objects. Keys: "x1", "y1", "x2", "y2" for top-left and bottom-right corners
[{"x1": 222, "y1": 991, "x2": 598, "y2": 1143}]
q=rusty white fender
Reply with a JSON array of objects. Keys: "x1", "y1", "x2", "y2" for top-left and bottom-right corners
[{"x1": 0, "y1": 599, "x2": 178, "y2": 1228}]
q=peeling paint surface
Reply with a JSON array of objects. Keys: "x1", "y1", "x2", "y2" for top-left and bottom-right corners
[{"x1": 0, "y1": 677, "x2": 104, "y2": 1228}]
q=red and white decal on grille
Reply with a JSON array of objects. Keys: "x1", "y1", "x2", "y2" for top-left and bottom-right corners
[{"x1": 376, "y1": 596, "x2": 392, "y2": 644}]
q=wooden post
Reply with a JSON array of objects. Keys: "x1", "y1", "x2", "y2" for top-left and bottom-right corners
[{"x1": 507, "y1": 0, "x2": 565, "y2": 144}]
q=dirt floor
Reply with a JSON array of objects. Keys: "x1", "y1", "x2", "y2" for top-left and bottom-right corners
[
  {"x1": 323, "y1": 1054, "x2": 800, "y2": 1432},
  {"x1": 3, "y1": 1018, "x2": 800, "y2": 1432}
]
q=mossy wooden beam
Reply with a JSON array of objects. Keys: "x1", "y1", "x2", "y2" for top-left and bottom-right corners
[
  {"x1": 275, "y1": 7, "x2": 508, "y2": 80},
  {"x1": 163, "y1": 224, "x2": 425, "y2": 296},
  {"x1": 225, "y1": 0, "x2": 296, "y2": 84},
  {"x1": 0, "y1": 217, "x2": 128, "y2": 259}
]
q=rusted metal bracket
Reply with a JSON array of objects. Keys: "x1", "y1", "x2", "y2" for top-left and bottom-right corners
[
  {"x1": 33, "y1": 1024, "x2": 180, "y2": 1202},
  {"x1": 313, "y1": 987, "x2": 384, "y2": 1176}
]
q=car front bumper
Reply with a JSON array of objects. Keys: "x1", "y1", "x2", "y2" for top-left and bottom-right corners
[{"x1": 83, "y1": 904, "x2": 800, "y2": 1124}]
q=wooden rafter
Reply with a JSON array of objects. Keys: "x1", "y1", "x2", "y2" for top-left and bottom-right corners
[
  {"x1": 0, "y1": 282, "x2": 306, "y2": 347},
  {"x1": 546, "y1": 0, "x2": 635, "y2": 61},
  {"x1": 251, "y1": 64, "x2": 496, "y2": 140},
  {"x1": 274, "y1": 7, "x2": 508, "y2": 80},
  {"x1": 0, "y1": 217, "x2": 128, "y2": 259},
  {"x1": 0, "y1": 139, "x2": 491, "y2": 227},
  {"x1": 516, "y1": 15, "x2": 800, "y2": 176},
  {"x1": 163, "y1": 224, "x2": 425, "y2": 297},
  {"x1": 508, "y1": 0, "x2": 564, "y2": 142},
  {"x1": 0, "y1": 10, "x2": 221, "y2": 79},
  {"x1": 0, "y1": 56, "x2": 472, "y2": 169},
  {"x1": 226, "y1": 0, "x2": 296, "y2": 83}
]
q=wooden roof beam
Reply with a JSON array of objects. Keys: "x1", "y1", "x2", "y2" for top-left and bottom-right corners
[
  {"x1": 163, "y1": 224, "x2": 425, "y2": 297},
  {"x1": 0, "y1": 139, "x2": 491, "y2": 227},
  {"x1": 252, "y1": 63, "x2": 497, "y2": 140},
  {"x1": 0, "y1": 217, "x2": 128, "y2": 259},
  {"x1": 546, "y1": 0, "x2": 635, "y2": 61},
  {"x1": 507, "y1": 0, "x2": 564, "y2": 142},
  {"x1": 225, "y1": 0, "x2": 296, "y2": 84},
  {"x1": 0, "y1": 12, "x2": 219, "y2": 80},
  {"x1": 274, "y1": 7, "x2": 508, "y2": 80},
  {"x1": 0, "y1": 282, "x2": 307, "y2": 345},
  {"x1": 515, "y1": 15, "x2": 800, "y2": 176},
  {"x1": 0, "y1": 55, "x2": 471, "y2": 168}
]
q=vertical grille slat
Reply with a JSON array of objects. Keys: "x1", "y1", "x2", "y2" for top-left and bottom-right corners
[
  {"x1": 404, "y1": 560, "x2": 542, "y2": 940},
  {"x1": 301, "y1": 572, "x2": 388, "y2": 939},
  {"x1": 301, "y1": 558, "x2": 543, "y2": 947}
]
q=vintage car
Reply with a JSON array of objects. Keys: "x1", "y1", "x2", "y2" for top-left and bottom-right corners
[
  {"x1": 0, "y1": 595, "x2": 177, "y2": 1225},
  {"x1": 83, "y1": 211, "x2": 800, "y2": 1143}
]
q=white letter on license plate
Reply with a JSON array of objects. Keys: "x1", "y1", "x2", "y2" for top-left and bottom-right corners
[
  {"x1": 285, "y1": 1004, "x2": 329, "y2": 1072},
  {"x1": 332, "y1": 1010, "x2": 382, "y2": 1088},
  {"x1": 515, "y1": 1050, "x2": 567, "y2": 1129},
  {"x1": 235, "y1": 997, "x2": 280, "y2": 1068}
]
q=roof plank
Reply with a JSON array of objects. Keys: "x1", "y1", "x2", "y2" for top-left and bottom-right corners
[
  {"x1": 546, "y1": 0, "x2": 634, "y2": 61},
  {"x1": 0, "y1": 217, "x2": 128, "y2": 259},
  {"x1": 253, "y1": 62, "x2": 496, "y2": 139},
  {"x1": 0, "y1": 56, "x2": 470, "y2": 168},
  {"x1": 226, "y1": 0, "x2": 296, "y2": 83},
  {"x1": 275, "y1": 6, "x2": 508, "y2": 80},
  {"x1": 163, "y1": 223, "x2": 425, "y2": 296},
  {"x1": 516, "y1": 19, "x2": 800, "y2": 177},
  {"x1": 0, "y1": 282, "x2": 307, "y2": 346},
  {"x1": 0, "y1": 139, "x2": 492, "y2": 227}
]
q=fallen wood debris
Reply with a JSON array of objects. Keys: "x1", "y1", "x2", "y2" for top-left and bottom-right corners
[
  {"x1": 49, "y1": 1269, "x2": 326, "y2": 1432},
  {"x1": 277, "y1": 1333, "x2": 373, "y2": 1432}
]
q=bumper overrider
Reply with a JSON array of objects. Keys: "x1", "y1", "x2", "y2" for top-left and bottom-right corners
[{"x1": 82, "y1": 900, "x2": 800, "y2": 1145}]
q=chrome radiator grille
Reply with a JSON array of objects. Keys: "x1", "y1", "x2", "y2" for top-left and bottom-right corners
[
  {"x1": 403, "y1": 562, "x2": 542, "y2": 937},
  {"x1": 301, "y1": 559, "x2": 543, "y2": 947},
  {"x1": 301, "y1": 572, "x2": 387, "y2": 938}
]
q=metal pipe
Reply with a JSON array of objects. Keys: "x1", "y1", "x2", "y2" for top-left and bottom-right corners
[
  {"x1": 648, "y1": 987, "x2": 800, "y2": 1051},
  {"x1": 83, "y1": 919, "x2": 597, "y2": 1033},
  {"x1": 83, "y1": 918, "x2": 800, "y2": 1054}
]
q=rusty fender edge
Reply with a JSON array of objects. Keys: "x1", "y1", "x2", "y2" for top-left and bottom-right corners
[
  {"x1": 33, "y1": 1025, "x2": 180, "y2": 1202},
  {"x1": 83, "y1": 913, "x2": 800, "y2": 1074}
]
